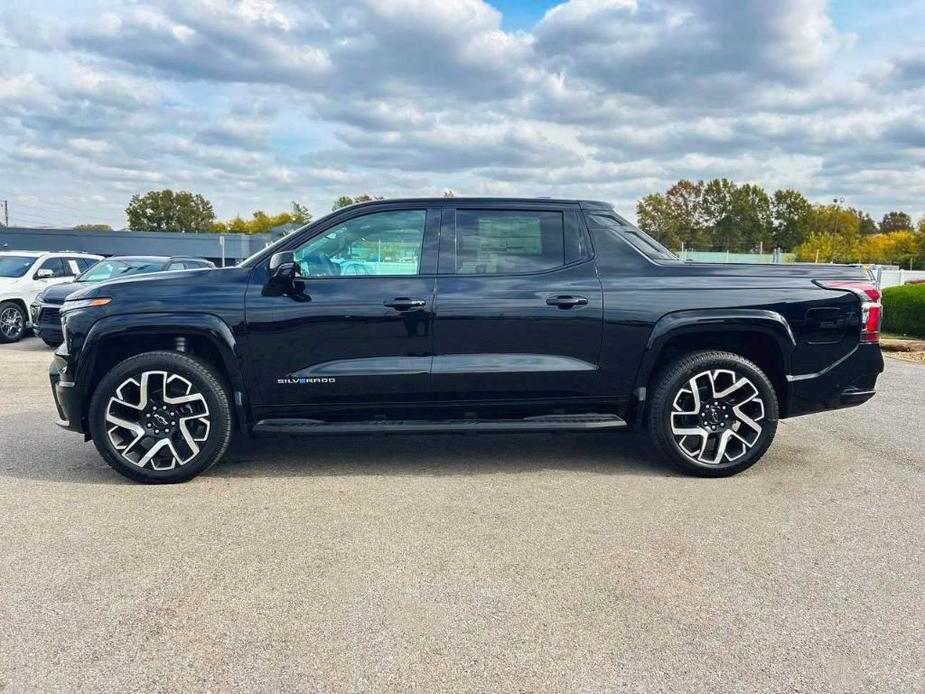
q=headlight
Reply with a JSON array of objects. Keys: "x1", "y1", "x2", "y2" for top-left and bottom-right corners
[
  {"x1": 60, "y1": 297, "x2": 111, "y2": 313},
  {"x1": 35, "y1": 291, "x2": 46, "y2": 303}
]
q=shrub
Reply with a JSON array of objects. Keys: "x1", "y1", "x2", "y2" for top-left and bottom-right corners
[{"x1": 882, "y1": 283, "x2": 925, "y2": 337}]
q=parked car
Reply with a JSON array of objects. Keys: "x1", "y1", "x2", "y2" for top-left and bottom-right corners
[
  {"x1": 48, "y1": 198, "x2": 883, "y2": 483},
  {"x1": 31, "y1": 256, "x2": 214, "y2": 347},
  {"x1": 0, "y1": 251, "x2": 102, "y2": 344}
]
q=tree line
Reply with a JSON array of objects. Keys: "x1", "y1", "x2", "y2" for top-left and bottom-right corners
[
  {"x1": 73, "y1": 185, "x2": 924, "y2": 267},
  {"x1": 637, "y1": 179, "x2": 925, "y2": 267},
  {"x1": 113, "y1": 190, "x2": 404, "y2": 236}
]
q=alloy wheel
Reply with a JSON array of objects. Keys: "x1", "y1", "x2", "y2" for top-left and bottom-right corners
[
  {"x1": 0, "y1": 307, "x2": 23, "y2": 340},
  {"x1": 669, "y1": 368, "x2": 766, "y2": 466},
  {"x1": 105, "y1": 370, "x2": 211, "y2": 470}
]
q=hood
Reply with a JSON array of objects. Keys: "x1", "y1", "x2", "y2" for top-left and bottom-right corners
[
  {"x1": 69, "y1": 266, "x2": 248, "y2": 307},
  {"x1": 39, "y1": 281, "x2": 82, "y2": 304}
]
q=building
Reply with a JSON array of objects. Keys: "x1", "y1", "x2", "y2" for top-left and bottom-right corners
[{"x1": 0, "y1": 227, "x2": 286, "y2": 266}]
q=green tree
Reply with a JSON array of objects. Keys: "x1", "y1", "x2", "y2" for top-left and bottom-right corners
[
  {"x1": 291, "y1": 201, "x2": 312, "y2": 225},
  {"x1": 880, "y1": 211, "x2": 912, "y2": 233},
  {"x1": 74, "y1": 223, "x2": 113, "y2": 231},
  {"x1": 332, "y1": 196, "x2": 355, "y2": 211},
  {"x1": 771, "y1": 189, "x2": 812, "y2": 250},
  {"x1": 126, "y1": 190, "x2": 215, "y2": 233},
  {"x1": 332, "y1": 194, "x2": 383, "y2": 211},
  {"x1": 636, "y1": 193, "x2": 680, "y2": 248},
  {"x1": 858, "y1": 211, "x2": 878, "y2": 235},
  {"x1": 729, "y1": 184, "x2": 773, "y2": 252},
  {"x1": 665, "y1": 179, "x2": 705, "y2": 249},
  {"x1": 700, "y1": 178, "x2": 737, "y2": 250}
]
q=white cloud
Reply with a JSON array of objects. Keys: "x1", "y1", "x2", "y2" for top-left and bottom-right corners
[{"x1": 0, "y1": 0, "x2": 923, "y2": 228}]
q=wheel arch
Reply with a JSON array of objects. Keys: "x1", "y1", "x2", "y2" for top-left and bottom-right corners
[
  {"x1": 629, "y1": 309, "x2": 795, "y2": 425},
  {"x1": 76, "y1": 312, "x2": 249, "y2": 432},
  {"x1": 0, "y1": 297, "x2": 29, "y2": 318}
]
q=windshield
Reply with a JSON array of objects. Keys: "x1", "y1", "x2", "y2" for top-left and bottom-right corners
[
  {"x1": 78, "y1": 259, "x2": 165, "y2": 282},
  {"x1": 585, "y1": 213, "x2": 679, "y2": 261},
  {"x1": 0, "y1": 256, "x2": 35, "y2": 278}
]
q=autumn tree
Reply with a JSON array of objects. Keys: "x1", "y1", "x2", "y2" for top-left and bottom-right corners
[
  {"x1": 212, "y1": 201, "x2": 312, "y2": 235},
  {"x1": 126, "y1": 190, "x2": 216, "y2": 233},
  {"x1": 793, "y1": 204, "x2": 861, "y2": 263}
]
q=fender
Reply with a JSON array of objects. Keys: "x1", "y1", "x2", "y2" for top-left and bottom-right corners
[
  {"x1": 631, "y1": 308, "x2": 797, "y2": 415},
  {"x1": 76, "y1": 312, "x2": 248, "y2": 425}
]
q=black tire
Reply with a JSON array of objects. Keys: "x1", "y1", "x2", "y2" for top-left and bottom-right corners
[
  {"x1": 646, "y1": 350, "x2": 779, "y2": 477},
  {"x1": 88, "y1": 350, "x2": 233, "y2": 483},
  {"x1": 42, "y1": 336, "x2": 63, "y2": 348},
  {"x1": 0, "y1": 301, "x2": 27, "y2": 343}
]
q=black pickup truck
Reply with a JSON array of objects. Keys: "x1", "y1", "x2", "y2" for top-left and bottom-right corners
[{"x1": 49, "y1": 198, "x2": 883, "y2": 483}]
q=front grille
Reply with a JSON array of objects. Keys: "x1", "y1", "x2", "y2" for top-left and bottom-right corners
[{"x1": 40, "y1": 307, "x2": 60, "y2": 323}]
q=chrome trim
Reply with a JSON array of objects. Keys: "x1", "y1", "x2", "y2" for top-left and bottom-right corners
[{"x1": 787, "y1": 346, "x2": 859, "y2": 382}]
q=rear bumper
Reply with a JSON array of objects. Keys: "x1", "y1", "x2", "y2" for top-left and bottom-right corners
[
  {"x1": 49, "y1": 353, "x2": 85, "y2": 434},
  {"x1": 785, "y1": 343, "x2": 883, "y2": 417}
]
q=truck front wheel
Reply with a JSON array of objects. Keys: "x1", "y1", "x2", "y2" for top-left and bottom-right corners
[
  {"x1": 646, "y1": 350, "x2": 779, "y2": 477},
  {"x1": 88, "y1": 350, "x2": 233, "y2": 483}
]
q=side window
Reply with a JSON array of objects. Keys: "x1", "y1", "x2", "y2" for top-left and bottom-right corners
[
  {"x1": 585, "y1": 214, "x2": 677, "y2": 261},
  {"x1": 293, "y1": 209, "x2": 426, "y2": 277},
  {"x1": 38, "y1": 258, "x2": 69, "y2": 278},
  {"x1": 74, "y1": 257, "x2": 96, "y2": 272},
  {"x1": 454, "y1": 210, "x2": 565, "y2": 274},
  {"x1": 166, "y1": 262, "x2": 186, "y2": 271}
]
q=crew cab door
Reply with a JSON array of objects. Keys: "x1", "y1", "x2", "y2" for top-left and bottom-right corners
[
  {"x1": 431, "y1": 205, "x2": 603, "y2": 401},
  {"x1": 244, "y1": 206, "x2": 440, "y2": 407}
]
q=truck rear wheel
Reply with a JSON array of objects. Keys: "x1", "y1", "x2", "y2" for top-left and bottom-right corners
[
  {"x1": 88, "y1": 350, "x2": 233, "y2": 483},
  {"x1": 646, "y1": 350, "x2": 778, "y2": 477}
]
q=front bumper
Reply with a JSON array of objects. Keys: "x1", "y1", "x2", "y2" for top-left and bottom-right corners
[
  {"x1": 49, "y1": 352, "x2": 85, "y2": 434},
  {"x1": 31, "y1": 302, "x2": 63, "y2": 340},
  {"x1": 785, "y1": 343, "x2": 884, "y2": 417}
]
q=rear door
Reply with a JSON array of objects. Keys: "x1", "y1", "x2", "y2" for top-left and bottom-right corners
[
  {"x1": 431, "y1": 205, "x2": 603, "y2": 402},
  {"x1": 245, "y1": 206, "x2": 440, "y2": 407}
]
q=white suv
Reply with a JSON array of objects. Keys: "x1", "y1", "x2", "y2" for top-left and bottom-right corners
[{"x1": 0, "y1": 251, "x2": 103, "y2": 343}]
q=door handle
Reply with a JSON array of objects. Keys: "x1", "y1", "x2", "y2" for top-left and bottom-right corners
[
  {"x1": 546, "y1": 295, "x2": 589, "y2": 309},
  {"x1": 384, "y1": 297, "x2": 427, "y2": 311}
]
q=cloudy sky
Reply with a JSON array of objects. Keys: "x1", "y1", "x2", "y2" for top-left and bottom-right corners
[{"x1": 1, "y1": 0, "x2": 924, "y2": 229}]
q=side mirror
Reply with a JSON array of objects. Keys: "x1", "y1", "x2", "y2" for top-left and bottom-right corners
[
  {"x1": 268, "y1": 251, "x2": 298, "y2": 283},
  {"x1": 35, "y1": 269, "x2": 55, "y2": 280}
]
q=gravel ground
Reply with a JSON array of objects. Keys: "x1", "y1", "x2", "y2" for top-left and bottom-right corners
[{"x1": 1, "y1": 337, "x2": 923, "y2": 692}]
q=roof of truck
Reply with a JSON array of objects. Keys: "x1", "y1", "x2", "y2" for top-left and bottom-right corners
[{"x1": 331, "y1": 197, "x2": 615, "y2": 209}]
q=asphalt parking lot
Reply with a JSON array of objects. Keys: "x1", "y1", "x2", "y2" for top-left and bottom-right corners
[{"x1": 1, "y1": 337, "x2": 922, "y2": 692}]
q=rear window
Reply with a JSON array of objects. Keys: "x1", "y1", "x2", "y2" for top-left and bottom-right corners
[
  {"x1": 455, "y1": 210, "x2": 565, "y2": 274},
  {"x1": 585, "y1": 214, "x2": 677, "y2": 261}
]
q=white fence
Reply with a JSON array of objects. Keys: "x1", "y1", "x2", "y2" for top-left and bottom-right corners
[{"x1": 876, "y1": 269, "x2": 925, "y2": 289}]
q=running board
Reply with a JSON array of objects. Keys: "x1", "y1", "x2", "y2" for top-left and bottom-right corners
[{"x1": 253, "y1": 413, "x2": 626, "y2": 435}]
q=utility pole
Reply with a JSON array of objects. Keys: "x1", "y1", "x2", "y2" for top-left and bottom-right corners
[
  {"x1": 830, "y1": 197, "x2": 844, "y2": 262},
  {"x1": 1, "y1": 200, "x2": 7, "y2": 228}
]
